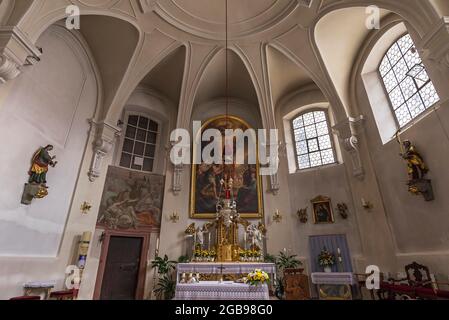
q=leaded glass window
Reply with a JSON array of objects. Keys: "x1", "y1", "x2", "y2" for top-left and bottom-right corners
[
  {"x1": 379, "y1": 34, "x2": 439, "y2": 128},
  {"x1": 293, "y1": 110, "x2": 336, "y2": 170},
  {"x1": 120, "y1": 114, "x2": 159, "y2": 172}
]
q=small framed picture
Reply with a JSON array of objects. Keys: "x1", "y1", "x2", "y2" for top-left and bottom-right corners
[{"x1": 311, "y1": 195, "x2": 335, "y2": 224}]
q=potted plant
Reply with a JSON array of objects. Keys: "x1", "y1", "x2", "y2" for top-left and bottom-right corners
[
  {"x1": 153, "y1": 275, "x2": 176, "y2": 300},
  {"x1": 318, "y1": 247, "x2": 335, "y2": 273},
  {"x1": 150, "y1": 255, "x2": 178, "y2": 300},
  {"x1": 266, "y1": 250, "x2": 303, "y2": 299}
]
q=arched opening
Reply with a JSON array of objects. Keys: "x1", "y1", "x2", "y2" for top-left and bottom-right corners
[
  {"x1": 314, "y1": 7, "x2": 395, "y2": 116},
  {"x1": 192, "y1": 48, "x2": 262, "y2": 128}
]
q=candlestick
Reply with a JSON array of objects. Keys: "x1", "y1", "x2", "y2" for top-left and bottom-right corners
[
  {"x1": 244, "y1": 232, "x2": 247, "y2": 250},
  {"x1": 208, "y1": 233, "x2": 211, "y2": 251},
  {"x1": 155, "y1": 237, "x2": 160, "y2": 258}
]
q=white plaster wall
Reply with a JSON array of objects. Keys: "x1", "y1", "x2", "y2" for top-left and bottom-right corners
[
  {"x1": 0, "y1": 24, "x2": 105, "y2": 299},
  {"x1": 273, "y1": 87, "x2": 365, "y2": 272},
  {"x1": 286, "y1": 165, "x2": 363, "y2": 269},
  {"x1": 357, "y1": 51, "x2": 449, "y2": 275},
  {"x1": 0, "y1": 25, "x2": 96, "y2": 256}
]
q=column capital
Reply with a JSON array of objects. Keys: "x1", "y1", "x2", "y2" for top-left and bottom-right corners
[
  {"x1": 0, "y1": 26, "x2": 41, "y2": 83},
  {"x1": 420, "y1": 17, "x2": 449, "y2": 68},
  {"x1": 332, "y1": 116, "x2": 365, "y2": 180},
  {"x1": 88, "y1": 120, "x2": 121, "y2": 182}
]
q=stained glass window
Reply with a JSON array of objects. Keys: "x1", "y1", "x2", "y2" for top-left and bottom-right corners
[
  {"x1": 120, "y1": 114, "x2": 159, "y2": 172},
  {"x1": 379, "y1": 34, "x2": 439, "y2": 128},
  {"x1": 292, "y1": 110, "x2": 336, "y2": 170}
]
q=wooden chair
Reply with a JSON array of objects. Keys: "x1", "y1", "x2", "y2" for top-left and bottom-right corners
[
  {"x1": 283, "y1": 268, "x2": 310, "y2": 300},
  {"x1": 378, "y1": 262, "x2": 449, "y2": 300},
  {"x1": 405, "y1": 262, "x2": 433, "y2": 288}
]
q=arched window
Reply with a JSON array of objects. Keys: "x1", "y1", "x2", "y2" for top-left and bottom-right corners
[
  {"x1": 119, "y1": 113, "x2": 159, "y2": 172},
  {"x1": 379, "y1": 34, "x2": 439, "y2": 128},
  {"x1": 292, "y1": 110, "x2": 336, "y2": 170}
]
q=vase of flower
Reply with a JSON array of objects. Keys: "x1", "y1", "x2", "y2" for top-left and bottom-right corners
[
  {"x1": 318, "y1": 247, "x2": 335, "y2": 273},
  {"x1": 245, "y1": 269, "x2": 270, "y2": 286}
]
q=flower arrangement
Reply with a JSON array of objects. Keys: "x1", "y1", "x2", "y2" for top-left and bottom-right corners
[
  {"x1": 245, "y1": 269, "x2": 270, "y2": 286},
  {"x1": 318, "y1": 247, "x2": 335, "y2": 268},
  {"x1": 239, "y1": 249, "x2": 263, "y2": 262},
  {"x1": 193, "y1": 249, "x2": 216, "y2": 262}
]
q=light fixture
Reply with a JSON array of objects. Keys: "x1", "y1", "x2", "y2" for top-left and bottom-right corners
[
  {"x1": 80, "y1": 201, "x2": 92, "y2": 215},
  {"x1": 361, "y1": 198, "x2": 373, "y2": 210},
  {"x1": 273, "y1": 209, "x2": 283, "y2": 223},
  {"x1": 169, "y1": 211, "x2": 180, "y2": 223}
]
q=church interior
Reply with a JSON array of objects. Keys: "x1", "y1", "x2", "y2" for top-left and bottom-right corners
[{"x1": 1, "y1": 0, "x2": 449, "y2": 301}]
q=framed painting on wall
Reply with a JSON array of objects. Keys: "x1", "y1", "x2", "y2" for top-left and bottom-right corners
[
  {"x1": 97, "y1": 166, "x2": 165, "y2": 230},
  {"x1": 190, "y1": 115, "x2": 264, "y2": 219},
  {"x1": 311, "y1": 195, "x2": 334, "y2": 224}
]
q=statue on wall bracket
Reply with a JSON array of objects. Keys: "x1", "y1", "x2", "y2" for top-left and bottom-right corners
[
  {"x1": 21, "y1": 145, "x2": 57, "y2": 205},
  {"x1": 397, "y1": 134, "x2": 434, "y2": 201}
]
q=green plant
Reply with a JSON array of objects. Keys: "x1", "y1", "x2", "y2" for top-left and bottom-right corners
[
  {"x1": 178, "y1": 255, "x2": 190, "y2": 263},
  {"x1": 153, "y1": 275, "x2": 176, "y2": 300},
  {"x1": 265, "y1": 251, "x2": 303, "y2": 300},
  {"x1": 151, "y1": 255, "x2": 177, "y2": 274},
  {"x1": 151, "y1": 254, "x2": 179, "y2": 300},
  {"x1": 276, "y1": 251, "x2": 302, "y2": 271},
  {"x1": 264, "y1": 253, "x2": 277, "y2": 264}
]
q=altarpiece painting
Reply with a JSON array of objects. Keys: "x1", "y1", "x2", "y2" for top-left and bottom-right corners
[{"x1": 190, "y1": 115, "x2": 263, "y2": 219}]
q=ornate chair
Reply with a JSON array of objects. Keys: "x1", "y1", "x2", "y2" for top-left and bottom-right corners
[
  {"x1": 378, "y1": 262, "x2": 449, "y2": 300},
  {"x1": 405, "y1": 262, "x2": 432, "y2": 288},
  {"x1": 283, "y1": 268, "x2": 310, "y2": 300}
]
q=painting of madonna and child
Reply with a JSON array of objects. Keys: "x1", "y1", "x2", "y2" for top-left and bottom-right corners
[
  {"x1": 190, "y1": 115, "x2": 264, "y2": 219},
  {"x1": 97, "y1": 166, "x2": 165, "y2": 230}
]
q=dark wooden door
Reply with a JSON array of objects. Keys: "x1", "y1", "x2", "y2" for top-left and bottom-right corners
[{"x1": 100, "y1": 236, "x2": 143, "y2": 300}]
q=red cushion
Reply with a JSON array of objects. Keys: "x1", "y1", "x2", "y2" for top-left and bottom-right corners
[
  {"x1": 390, "y1": 284, "x2": 415, "y2": 293},
  {"x1": 10, "y1": 296, "x2": 41, "y2": 300},
  {"x1": 415, "y1": 287, "x2": 437, "y2": 298},
  {"x1": 380, "y1": 282, "x2": 395, "y2": 290},
  {"x1": 50, "y1": 289, "x2": 78, "y2": 299},
  {"x1": 437, "y1": 290, "x2": 449, "y2": 299}
]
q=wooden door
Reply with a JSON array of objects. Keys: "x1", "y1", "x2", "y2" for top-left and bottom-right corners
[{"x1": 100, "y1": 236, "x2": 143, "y2": 300}]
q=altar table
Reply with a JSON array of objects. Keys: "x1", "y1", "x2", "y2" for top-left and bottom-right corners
[
  {"x1": 23, "y1": 281, "x2": 56, "y2": 300},
  {"x1": 175, "y1": 281, "x2": 269, "y2": 300},
  {"x1": 176, "y1": 263, "x2": 276, "y2": 281},
  {"x1": 311, "y1": 272, "x2": 355, "y2": 300}
]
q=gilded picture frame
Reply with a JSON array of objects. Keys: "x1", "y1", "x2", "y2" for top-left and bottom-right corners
[
  {"x1": 190, "y1": 115, "x2": 264, "y2": 219},
  {"x1": 311, "y1": 195, "x2": 335, "y2": 224}
]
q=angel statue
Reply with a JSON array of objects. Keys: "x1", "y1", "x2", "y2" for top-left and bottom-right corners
[
  {"x1": 246, "y1": 224, "x2": 263, "y2": 250},
  {"x1": 196, "y1": 226, "x2": 205, "y2": 248}
]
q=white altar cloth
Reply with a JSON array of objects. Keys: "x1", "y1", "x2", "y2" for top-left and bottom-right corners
[
  {"x1": 174, "y1": 281, "x2": 269, "y2": 300},
  {"x1": 311, "y1": 272, "x2": 356, "y2": 285}
]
